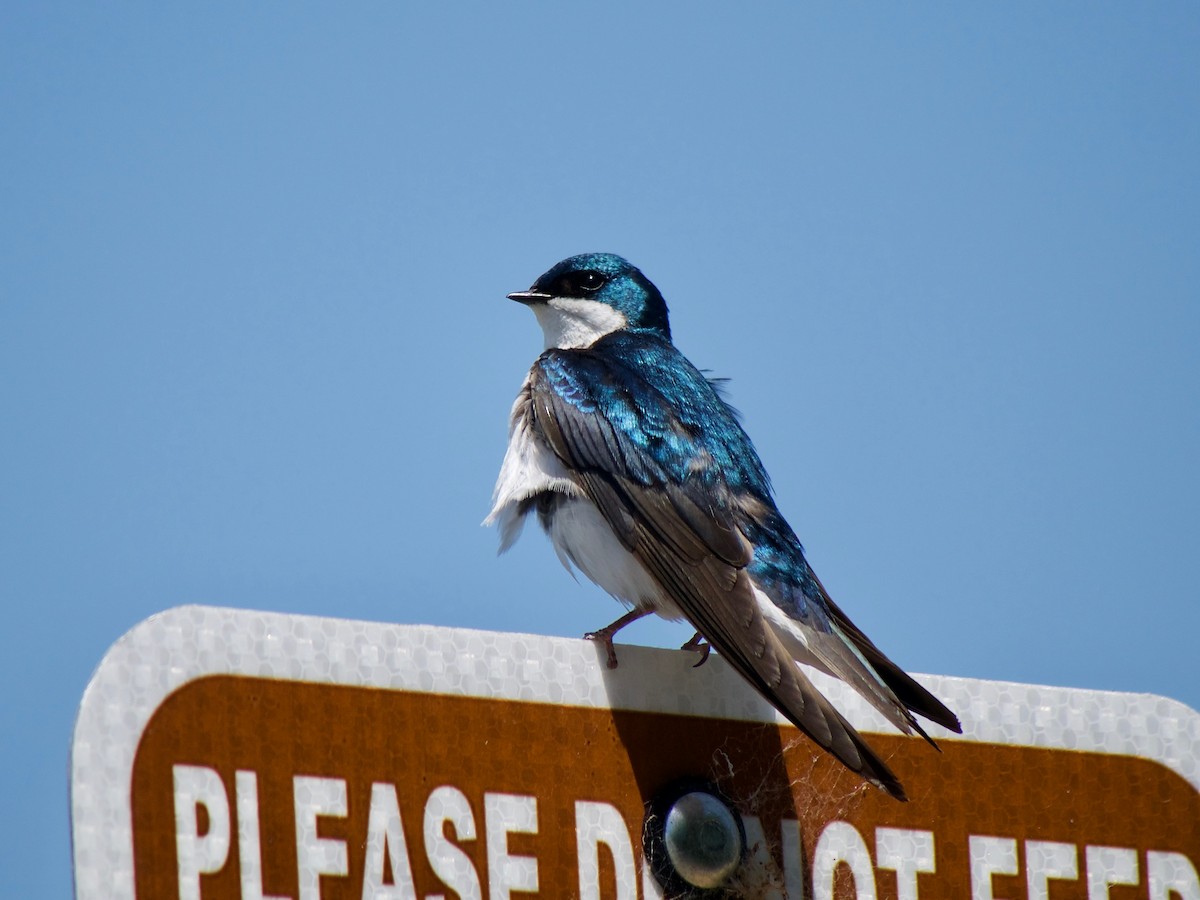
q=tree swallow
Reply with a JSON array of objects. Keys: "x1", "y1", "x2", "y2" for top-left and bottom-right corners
[{"x1": 486, "y1": 252, "x2": 961, "y2": 800}]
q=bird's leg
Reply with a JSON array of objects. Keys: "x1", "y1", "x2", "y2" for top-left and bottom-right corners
[
  {"x1": 680, "y1": 631, "x2": 711, "y2": 667},
  {"x1": 584, "y1": 608, "x2": 652, "y2": 669}
]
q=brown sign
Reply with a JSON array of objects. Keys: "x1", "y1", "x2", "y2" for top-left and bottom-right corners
[{"x1": 132, "y1": 675, "x2": 1199, "y2": 900}]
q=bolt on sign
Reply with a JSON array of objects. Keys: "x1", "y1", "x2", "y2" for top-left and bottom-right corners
[{"x1": 72, "y1": 606, "x2": 1198, "y2": 900}]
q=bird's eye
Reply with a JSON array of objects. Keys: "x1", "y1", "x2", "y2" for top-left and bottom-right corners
[{"x1": 576, "y1": 270, "x2": 606, "y2": 292}]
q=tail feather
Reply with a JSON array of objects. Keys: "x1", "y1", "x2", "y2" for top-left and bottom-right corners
[{"x1": 808, "y1": 570, "x2": 962, "y2": 735}]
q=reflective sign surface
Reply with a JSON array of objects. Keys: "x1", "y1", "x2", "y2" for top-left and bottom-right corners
[{"x1": 72, "y1": 606, "x2": 1200, "y2": 899}]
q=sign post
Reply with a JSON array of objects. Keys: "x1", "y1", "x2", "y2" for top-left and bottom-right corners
[{"x1": 72, "y1": 605, "x2": 1199, "y2": 899}]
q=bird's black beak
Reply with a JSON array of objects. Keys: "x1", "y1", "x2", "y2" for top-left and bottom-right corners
[{"x1": 507, "y1": 290, "x2": 552, "y2": 305}]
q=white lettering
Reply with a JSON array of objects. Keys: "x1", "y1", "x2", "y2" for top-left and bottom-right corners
[
  {"x1": 362, "y1": 783, "x2": 418, "y2": 900},
  {"x1": 1026, "y1": 841, "x2": 1078, "y2": 900},
  {"x1": 876, "y1": 828, "x2": 935, "y2": 900},
  {"x1": 174, "y1": 764, "x2": 231, "y2": 900},
  {"x1": 236, "y1": 771, "x2": 290, "y2": 900},
  {"x1": 1148, "y1": 851, "x2": 1200, "y2": 900},
  {"x1": 970, "y1": 836, "x2": 1019, "y2": 900},
  {"x1": 294, "y1": 775, "x2": 349, "y2": 900},
  {"x1": 814, "y1": 821, "x2": 876, "y2": 900},
  {"x1": 1086, "y1": 847, "x2": 1139, "y2": 900},
  {"x1": 642, "y1": 860, "x2": 665, "y2": 900},
  {"x1": 424, "y1": 786, "x2": 482, "y2": 900},
  {"x1": 741, "y1": 814, "x2": 787, "y2": 897},
  {"x1": 575, "y1": 800, "x2": 636, "y2": 900},
  {"x1": 781, "y1": 818, "x2": 805, "y2": 900},
  {"x1": 484, "y1": 793, "x2": 539, "y2": 898}
]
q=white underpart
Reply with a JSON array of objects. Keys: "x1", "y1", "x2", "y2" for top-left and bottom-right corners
[
  {"x1": 531, "y1": 296, "x2": 628, "y2": 350},
  {"x1": 485, "y1": 376, "x2": 579, "y2": 550},
  {"x1": 754, "y1": 586, "x2": 823, "y2": 668},
  {"x1": 543, "y1": 498, "x2": 683, "y2": 619},
  {"x1": 485, "y1": 374, "x2": 678, "y2": 618}
]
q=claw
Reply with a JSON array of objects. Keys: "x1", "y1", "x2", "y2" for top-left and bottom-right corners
[
  {"x1": 680, "y1": 632, "x2": 711, "y2": 667},
  {"x1": 583, "y1": 608, "x2": 652, "y2": 669}
]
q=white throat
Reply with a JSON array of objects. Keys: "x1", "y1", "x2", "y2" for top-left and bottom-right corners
[{"x1": 531, "y1": 297, "x2": 627, "y2": 350}]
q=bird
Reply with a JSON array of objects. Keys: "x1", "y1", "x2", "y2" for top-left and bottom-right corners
[{"x1": 485, "y1": 252, "x2": 961, "y2": 800}]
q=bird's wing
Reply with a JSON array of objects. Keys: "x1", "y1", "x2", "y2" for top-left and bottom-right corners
[{"x1": 529, "y1": 349, "x2": 909, "y2": 800}]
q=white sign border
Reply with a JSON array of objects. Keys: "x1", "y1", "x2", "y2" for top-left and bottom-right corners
[{"x1": 71, "y1": 604, "x2": 1200, "y2": 898}]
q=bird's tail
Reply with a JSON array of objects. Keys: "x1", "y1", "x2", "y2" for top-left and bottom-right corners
[
  {"x1": 684, "y1": 570, "x2": 913, "y2": 800},
  {"x1": 796, "y1": 570, "x2": 962, "y2": 740}
]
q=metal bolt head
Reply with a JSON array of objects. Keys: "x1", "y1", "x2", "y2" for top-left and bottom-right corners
[{"x1": 662, "y1": 790, "x2": 744, "y2": 889}]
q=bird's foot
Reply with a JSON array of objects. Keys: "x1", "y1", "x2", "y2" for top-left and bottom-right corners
[
  {"x1": 680, "y1": 632, "x2": 711, "y2": 667},
  {"x1": 584, "y1": 628, "x2": 621, "y2": 669},
  {"x1": 583, "y1": 608, "x2": 653, "y2": 670}
]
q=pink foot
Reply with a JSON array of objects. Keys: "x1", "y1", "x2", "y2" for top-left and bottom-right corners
[
  {"x1": 583, "y1": 608, "x2": 653, "y2": 669},
  {"x1": 584, "y1": 629, "x2": 621, "y2": 669}
]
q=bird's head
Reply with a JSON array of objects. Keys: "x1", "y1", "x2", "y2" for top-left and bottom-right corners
[{"x1": 508, "y1": 253, "x2": 671, "y2": 350}]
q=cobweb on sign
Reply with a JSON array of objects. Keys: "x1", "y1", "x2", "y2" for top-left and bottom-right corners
[
  {"x1": 712, "y1": 730, "x2": 871, "y2": 818},
  {"x1": 686, "y1": 732, "x2": 873, "y2": 899}
]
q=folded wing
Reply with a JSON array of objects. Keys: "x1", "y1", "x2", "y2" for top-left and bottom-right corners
[{"x1": 529, "y1": 351, "x2": 915, "y2": 799}]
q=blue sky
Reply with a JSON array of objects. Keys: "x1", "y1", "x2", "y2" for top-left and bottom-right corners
[{"x1": 2, "y1": 4, "x2": 1198, "y2": 893}]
